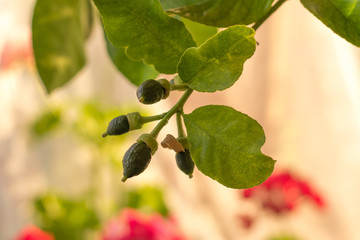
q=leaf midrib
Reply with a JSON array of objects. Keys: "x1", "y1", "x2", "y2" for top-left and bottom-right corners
[{"x1": 186, "y1": 117, "x2": 254, "y2": 155}]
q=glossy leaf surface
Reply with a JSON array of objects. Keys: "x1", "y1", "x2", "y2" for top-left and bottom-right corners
[
  {"x1": 178, "y1": 25, "x2": 256, "y2": 92},
  {"x1": 183, "y1": 105, "x2": 275, "y2": 189},
  {"x1": 93, "y1": 0, "x2": 196, "y2": 74},
  {"x1": 182, "y1": 18, "x2": 218, "y2": 46},
  {"x1": 301, "y1": 0, "x2": 360, "y2": 47},
  {"x1": 32, "y1": 0, "x2": 92, "y2": 93},
  {"x1": 105, "y1": 35, "x2": 158, "y2": 86},
  {"x1": 163, "y1": 0, "x2": 274, "y2": 27},
  {"x1": 159, "y1": 0, "x2": 202, "y2": 9}
]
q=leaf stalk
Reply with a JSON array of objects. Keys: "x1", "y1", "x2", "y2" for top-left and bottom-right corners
[
  {"x1": 170, "y1": 84, "x2": 189, "y2": 91},
  {"x1": 252, "y1": 0, "x2": 288, "y2": 31}
]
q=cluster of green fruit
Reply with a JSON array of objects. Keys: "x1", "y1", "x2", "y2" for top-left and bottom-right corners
[{"x1": 103, "y1": 79, "x2": 194, "y2": 182}]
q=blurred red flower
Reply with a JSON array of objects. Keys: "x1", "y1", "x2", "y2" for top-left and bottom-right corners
[
  {"x1": 238, "y1": 214, "x2": 254, "y2": 229},
  {"x1": 102, "y1": 208, "x2": 188, "y2": 240},
  {"x1": 13, "y1": 225, "x2": 54, "y2": 240},
  {"x1": 242, "y1": 171, "x2": 325, "y2": 214}
]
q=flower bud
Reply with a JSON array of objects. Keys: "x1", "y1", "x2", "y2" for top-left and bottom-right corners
[
  {"x1": 102, "y1": 115, "x2": 129, "y2": 137},
  {"x1": 102, "y1": 112, "x2": 144, "y2": 138},
  {"x1": 136, "y1": 79, "x2": 170, "y2": 104},
  {"x1": 122, "y1": 134, "x2": 158, "y2": 182},
  {"x1": 175, "y1": 149, "x2": 194, "y2": 178},
  {"x1": 122, "y1": 141, "x2": 152, "y2": 182}
]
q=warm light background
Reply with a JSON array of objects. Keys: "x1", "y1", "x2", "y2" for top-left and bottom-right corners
[{"x1": 1, "y1": 0, "x2": 360, "y2": 240}]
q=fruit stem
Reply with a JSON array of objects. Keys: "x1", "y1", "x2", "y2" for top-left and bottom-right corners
[
  {"x1": 150, "y1": 89, "x2": 193, "y2": 138},
  {"x1": 141, "y1": 112, "x2": 167, "y2": 124},
  {"x1": 170, "y1": 84, "x2": 189, "y2": 91},
  {"x1": 176, "y1": 110, "x2": 186, "y2": 138},
  {"x1": 252, "y1": 0, "x2": 287, "y2": 31}
]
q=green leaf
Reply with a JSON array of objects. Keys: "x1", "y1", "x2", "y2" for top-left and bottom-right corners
[
  {"x1": 105, "y1": 33, "x2": 158, "y2": 86},
  {"x1": 182, "y1": 18, "x2": 218, "y2": 46},
  {"x1": 183, "y1": 105, "x2": 275, "y2": 189},
  {"x1": 178, "y1": 25, "x2": 256, "y2": 92},
  {"x1": 163, "y1": 0, "x2": 274, "y2": 27},
  {"x1": 301, "y1": 0, "x2": 360, "y2": 47},
  {"x1": 93, "y1": 0, "x2": 196, "y2": 74},
  {"x1": 159, "y1": 0, "x2": 203, "y2": 9},
  {"x1": 32, "y1": 0, "x2": 92, "y2": 93}
]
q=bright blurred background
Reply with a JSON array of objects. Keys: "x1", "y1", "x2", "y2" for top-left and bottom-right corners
[{"x1": 1, "y1": 0, "x2": 360, "y2": 240}]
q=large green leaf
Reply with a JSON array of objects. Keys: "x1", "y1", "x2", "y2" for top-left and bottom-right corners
[
  {"x1": 182, "y1": 18, "x2": 218, "y2": 46},
  {"x1": 178, "y1": 25, "x2": 256, "y2": 92},
  {"x1": 301, "y1": 0, "x2": 360, "y2": 47},
  {"x1": 105, "y1": 34, "x2": 158, "y2": 86},
  {"x1": 93, "y1": 0, "x2": 196, "y2": 74},
  {"x1": 163, "y1": 0, "x2": 274, "y2": 27},
  {"x1": 32, "y1": 0, "x2": 92, "y2": 93},
  {"x1": 159, "y1": 0, "x2": 204, "y2": 9},
  {"x1": 183, "y1": 105, "x2": 275, "y2": 189}
]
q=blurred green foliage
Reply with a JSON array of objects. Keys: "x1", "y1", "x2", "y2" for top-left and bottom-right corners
[
  {"x1": 31, "y1": 109, "x2": 61, "y2": 137},
  {"x1": 121, "y1": 185, "x2": 169, "y2": 217},
  {"x1": 32, "y1": 185, "x2": 170, "y2": 240},
  {"x1": 30, "y1": 100, "x2": 170, "y2": 239},
  {"x1": 33, "y1": 193, "x2": 99, "y2": 240},
  {"x1": 73, "y1": 101, "x2": 124, "y2": 145}
]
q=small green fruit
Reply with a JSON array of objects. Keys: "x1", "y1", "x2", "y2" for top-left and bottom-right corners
[
  {"x1": 122, "y1": 141, "x2": 152, "y2": 182},
  {"x1": 102, "y1": 115, "x2": 129, "y2": 137},
  {"x1": 175, "y1": 149, "x2": 194, "y2": 178},
  {"x1": 136, "y1": 79, "x2": 168, "y2": 104}
]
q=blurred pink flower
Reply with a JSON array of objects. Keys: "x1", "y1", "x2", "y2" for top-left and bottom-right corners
[
  {"x1": 242, "y1": 171, "x2": 325, "y2": 214},
  {"x1": 102, "y1": 208, "x2": 188, "y2": 240},
  {"x1": 13, "y1": 225, "x2": 54, "y2": 240},
  {"x1": 0, "y1": 35, "x2": 34, "y2": 70}
]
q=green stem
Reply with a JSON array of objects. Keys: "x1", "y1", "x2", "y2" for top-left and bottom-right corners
[
  {"x1": 141, "y1": 112, "x2": 167, "y2": 123},
  {"x1": 252, "y1": 0, "x2": 287, "y2": 31},
  {"x1": 170, "y1": 84, "x2": 189, "y2": 91},
  {"x1": 150, "y1": 89, "x2": 193, "y2": 138},
  {"x1": 176, "y1": 111, "x2": 186, "y2": 138}
]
